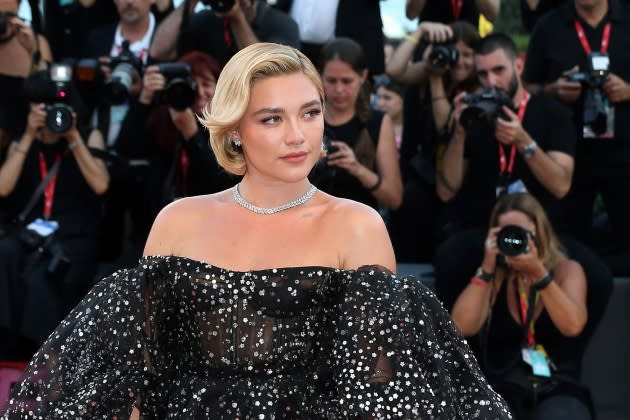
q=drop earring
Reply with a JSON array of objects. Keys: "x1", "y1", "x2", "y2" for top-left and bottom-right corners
[{"x1": 229, "y1": 130, "x2": 241, "y2": 147}]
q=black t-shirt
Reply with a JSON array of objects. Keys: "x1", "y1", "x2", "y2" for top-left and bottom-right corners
[
  {"x1": 311, "y1": 112, "x2": 384, "y2": 210},
  {"x1": 455, "y1": 94, "x2": 575, "y2": 231},
  {"x1": 523, "y1": 0, "x2": 630, "y2": 166},
  {"x1": 418, "y1": 0, "x2": 480, "y2": 26}
]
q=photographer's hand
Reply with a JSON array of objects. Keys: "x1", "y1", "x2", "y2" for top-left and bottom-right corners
[
  {"x1": 496, "y1": 106, "x2": 528, "y2": 147},
  {"x1": 169, "y1": 108, "x2": 199, "y2": 140},
  {"x1": 139, "y1": 65, "x2": 166, "y2": 105},
  {"x1": 505, "y1": 240, "x2": 547, "y2": 281},
  {"x1": 326, "y1": 140, "x2": 360, "y2": 174},
  {"x1": 12, "y1": 17, "x2": 36, "y2": 54},
  {"x1": 552, "y1": 66, "x2": 582, "y2": 104},
  {"x1": 418, "y1": 21, "x2": 453, "y2": 44},
  {"x1": 26, "y1": 103, "x2": 46, "y2": 138},
  {"x1": 602, "y1": 73, "x2": 630, "y2": 103},
  {"x1": 482, "y1": 227, "x2": 501, "y2": 274}
]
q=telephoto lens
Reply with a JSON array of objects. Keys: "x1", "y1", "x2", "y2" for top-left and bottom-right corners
[{"x1": 496, "y1": 225, "x2": 531, "y2": 256}]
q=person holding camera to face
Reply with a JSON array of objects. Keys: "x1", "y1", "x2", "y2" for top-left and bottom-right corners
[
  {"x1": 452, "y1": 192, "x2": 593, "y2": 420},
  {"x1": 385, "y1": 20, "x2": 479, "y2": 262},
  {"x1": 523, "y1": 0, "x2": 630, "y2": 276},
  {"x1": 433, "y1": 33, "x2": 613, "y2": 361},
  {"x1": 150, "y1": 0, "x2": 299, "y2": 66},
  {"x1": 0, "y1": 68, "x2": 109, "y2": 360}
]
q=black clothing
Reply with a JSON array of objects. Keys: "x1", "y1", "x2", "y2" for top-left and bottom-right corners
[
  {"x1": 523, "y1": 0, "x2": 630, "y2": 272},
  {"x1": 4, "y1": 256, "x2": 513, "y2": 419},
  {"x1": 523, "y1": 0, "x2": 630, "y2": 148},
  {"x1": 180, "y1": 4, "x2": 299, "y2": 66},
  {"x1": 0, "y1": 74, "x2": 28, "y2": 142},
  {"x1": 520, "y1": 0, "x2": 567, "y2": 32},
  {"x1": 0, "y1": 140, "x2": 104, "y2": 346},
  {"x1": 456, "y1": 94, "x2": 575, "y2": 232},
  {"x1": 417, "y1": 0, "x2": 481, "y2": 26},
  {"x1": 312, "y1": 112, "x2": 384, "y2": 210}
]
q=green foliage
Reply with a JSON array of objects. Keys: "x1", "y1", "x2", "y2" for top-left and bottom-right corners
[{"x1": 492, "y1": 0, "x2": 530, "y2": 51}]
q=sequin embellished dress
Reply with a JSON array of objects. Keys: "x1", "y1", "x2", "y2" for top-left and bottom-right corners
[{"x1": 3, "y1": 256, "x2": 512, "y2": 419}]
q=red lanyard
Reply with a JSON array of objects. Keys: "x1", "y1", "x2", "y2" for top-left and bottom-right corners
[
  {"x1": 223, "y1": 19, "x2": 233, "y2": 48},
  {"x1": 574, "y1": 21, "x2": 611, "y2": 54},
  {"x1": 516, "y1": 275, "x2": 538, "y2": 347},
  {"x1": 38, "y1": 151, "x2": 62, "y2": 219},
  {"x1": 451, "y1": 0, "x2": 464, "y2": 20},
  {"x1": 498, "y1": 92, "x2": 530, "y2": 176}
]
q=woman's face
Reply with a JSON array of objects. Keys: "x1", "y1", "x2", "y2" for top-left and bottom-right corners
[
  {"x1": 321, "y1": 58, "x2": 366, "y2": 115},
  {"x1": 497, "y1": 210, "x2": 537, "y2": 235},
  {"x1": 450, "y1": 40, "x2": 475, "y2": 83},
  {"x1": 237, "y1": 72, "x2": 324, "y2": 183},
  {"x1": 193, "y1": 70, "x2": 217, "y2": 114},
  {"x1": 375, "y1": 85, "x2": 403, "y2": 121}
]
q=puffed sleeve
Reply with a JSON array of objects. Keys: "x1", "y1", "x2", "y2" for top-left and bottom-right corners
[
  {"x1": 318, "y1": 266, "x2": 512, "y2": 419},
  {"x1": 2, "y1": 257, "x2": 175, "y2": 419}
]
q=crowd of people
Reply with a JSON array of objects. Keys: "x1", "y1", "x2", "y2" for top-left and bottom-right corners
[{"x1": 0, "y1": 0, "x2": 629, "y2": 418}]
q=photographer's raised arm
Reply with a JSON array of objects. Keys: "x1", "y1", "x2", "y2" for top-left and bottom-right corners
[
  {"x1": 66, "y1": 128, "x2": 109, "y2": 195},
  {"x1": 429, "y1": 74, "x2": 452, "y2": 136},
  {"x1": 0, "y1": 105, "x2": 42, "y2": 197},
  {"x1": 150, "y1": 1, "x2": 191, "y2": 61},
  {"x1": 437, "y1": 92, "x2": 468, "y2": 202},
  {"x1": 216, "y1": 2, "x2": 258, "y2": 49}
]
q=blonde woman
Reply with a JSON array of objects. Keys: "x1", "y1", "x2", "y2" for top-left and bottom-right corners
[{"x1": 5, "y1": 43, "x2": 511, "y2": 419}]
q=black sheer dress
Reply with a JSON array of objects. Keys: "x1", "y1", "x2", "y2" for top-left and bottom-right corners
[{"x1": 3, "y1": 256, "x2": 512, "y2": 419}]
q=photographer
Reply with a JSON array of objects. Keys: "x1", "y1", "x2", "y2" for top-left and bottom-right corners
[
  {"x1": 451, "y1": 192, "x2": 593, "y2": 419},
  {"x1": 0, "y1": 69, "x2": 108, "y2": 359},
  {"x1": 314, "y1": 37, "x2": 402, "y2": 212},
  {"x1": 523, "y1": 0, "x2": 630, "y2": 275},
  {"x1": 150, "y1": 0, "x2": 299, "y2": 65},
  {"x1": 406, "y1": 0, "x2": 501, "y2": 25},
  {"x1": 385, "y1": 20, "x2": 479, "y2": 262}
]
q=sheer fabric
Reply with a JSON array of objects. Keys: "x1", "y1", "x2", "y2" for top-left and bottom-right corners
[{"x1": 2, "y1": 256, "x2": 512, "y2": 419}]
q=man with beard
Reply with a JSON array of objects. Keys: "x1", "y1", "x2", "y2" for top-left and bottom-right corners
[{"x1": 432, "y1": 33, "x2": 579, "y2": 311}]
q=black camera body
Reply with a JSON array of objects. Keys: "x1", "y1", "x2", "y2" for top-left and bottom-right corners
[
  {"x1": 155, "y1": 62, "x2": 197, "y2": 111},
  {"x1": 106, "y1": 40, "x2": 144, "y2": 105},
  {"x1": 565, "y1": 52, "x2": 610, "y2": 135},
  {"x1": 23, "y1": 64, "x2": 75, "y2": 133},
  {"x1": 201, "y1": 0, "x2": 235, "y2": 12},
  {"x1": 323, "y1": 135, "x2": 338, "y2": 158},
  {"x1": 429, "y1": 43, "x2": 459, "y2": 69},
  {"x1": 19, "y1": 228, "x2": 71, "y2": 279},
  {"x1": 497, "y1": 225, "x2": 532, "y2": 257},
  {"x1": 460, "y1": 87, "x2": 514, "y2": 134}
]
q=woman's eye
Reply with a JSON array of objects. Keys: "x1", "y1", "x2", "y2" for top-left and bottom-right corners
[
  {"x1": 262, "y1": 116, "x2": 281, "y2": 124},
  {"x1": 305, "y1": 109, "x2": 322, "y2": 118}
]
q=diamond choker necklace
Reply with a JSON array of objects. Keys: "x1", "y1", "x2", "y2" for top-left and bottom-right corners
[{"x1": 232, "y1": 183, "x2": 318, "y2": 215}]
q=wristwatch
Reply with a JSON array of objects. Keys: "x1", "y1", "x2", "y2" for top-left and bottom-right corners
[
  {"x1": 474, "y1": 266, "x2": 494, "y2": 282},
  {"x1": 520, "y1": 140, "x2": 538, "y2": 159}
]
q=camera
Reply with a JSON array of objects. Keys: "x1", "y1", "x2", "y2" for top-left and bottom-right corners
[
  {"x1": 23, "y1": 64, "x2": 75, "y2": 133},
  {"x1": 200, "y1": 0, "x2": 235, "y2": 12},
  {"x1": 565, "y1": 52, "x2": 610, "y2": 135},
  {"x1": 155, "y1": 62, "x2": 197, "y2": 111},
  {"x1": 496, "y1": 225, "x2": 532, "y2": 257},
  {"x1": 429, "y1": 43, "x2": 459, "y2": 69},
  {"x1": 19, "y1": 228, "x2": 71, "y2": 279},
  {"x1": 322, "y1": 135, "x2": 338, "y2": 158},
  {"x1": 71, "y1": 40, "x2": 143, "y2": 105},
  {"x1": 0, "y1": 11, "x2": 11, "y2": 35},
  {"x1": 460, "y1": 87, "x2": 514, "y2": 134}
]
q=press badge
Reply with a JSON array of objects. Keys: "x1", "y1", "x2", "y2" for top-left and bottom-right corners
[
  {"x1": 522, "y1": 348, "x2": 551, "y2": 378},
  {"x1": 507, "y1": 179, "x2": 528, "y2": 194},
  {"x1": 26, "y1": 218, "x2": 59, "y2": 237}
]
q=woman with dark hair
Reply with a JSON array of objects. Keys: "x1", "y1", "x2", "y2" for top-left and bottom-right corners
[
  {"x1": 386, "y1": 20, "x2": 480, "y2": 263},
  {"x1": 0, "y1": 68, "x2": 108, "y2": 360},
  {"x1": 451, "y1": 192, "x2": 593, "y2": 419},
  {"x1": 313, "y1": 37, "x2": 403, "y2": 212}
]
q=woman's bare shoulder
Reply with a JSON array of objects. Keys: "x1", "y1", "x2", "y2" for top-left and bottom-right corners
[{"x1": 143, "y1": 189, "x2": 233, "y2": 255}]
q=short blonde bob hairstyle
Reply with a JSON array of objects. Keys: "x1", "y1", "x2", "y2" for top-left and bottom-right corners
[{"x1": 200, "y1": 43, "x2": 324, "y2": 176}]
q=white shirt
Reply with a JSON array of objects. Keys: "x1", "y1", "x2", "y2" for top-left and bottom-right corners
[{"x1": 290, "y1": 0, "x2": 339, "y2": 44}]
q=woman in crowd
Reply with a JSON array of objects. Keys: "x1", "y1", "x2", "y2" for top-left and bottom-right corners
[
  {"x1": 313, "y1": 37, "x2": 403, "y2": 212},
  {"x1": 0, "y1": 70, "x2": 108, "y2": 360},
  {"x1": 4, "y1": 42, "x2": 512, "y2": 419},
  {"x1": 451, "y1": 192, "x2": 593, "y2": 419},
  {"x1": 372, "y1": 74, "x2": 406, "y2": 152},
  {"x1": 386, "y1": 20, "x2": 480, "y2": 262}
]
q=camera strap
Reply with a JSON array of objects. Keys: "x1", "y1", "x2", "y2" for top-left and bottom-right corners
[
  {"x1": 17, "y1": 153, "x2": 62, "y2": 224},
  {"x1": 574, "y1": 21, "x2": 611, "y2": 54},
  {"x1": 516, "y1": 274, "x2": 539, "y2": 347}
]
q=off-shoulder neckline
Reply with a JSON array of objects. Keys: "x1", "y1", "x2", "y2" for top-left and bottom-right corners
[{"x1": 140, "y1": 254, "x2": 346, "y2": 275}]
